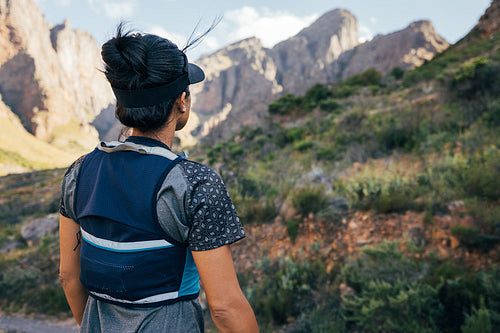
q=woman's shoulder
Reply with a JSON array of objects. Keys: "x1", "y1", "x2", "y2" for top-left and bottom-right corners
[
  {"x1": 63, "y1": 154, "x2": 87, "y2": 178},
  {"x1": 177, "y1": 159, "x2": 225, "y2": 185}
]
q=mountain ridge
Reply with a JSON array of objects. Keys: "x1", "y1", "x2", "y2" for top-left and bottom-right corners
[{"x1": 0, "y1": 1, "x2": 450, "y2": 173}]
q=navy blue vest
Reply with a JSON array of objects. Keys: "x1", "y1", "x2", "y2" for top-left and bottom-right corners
[{"x1": 74, "y1": 139, "x2": 199, "y2": 307}]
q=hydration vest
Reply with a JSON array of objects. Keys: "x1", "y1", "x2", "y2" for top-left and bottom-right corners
[{"x1": 74, "y1": 139, "x2": 200, "y2": 307}]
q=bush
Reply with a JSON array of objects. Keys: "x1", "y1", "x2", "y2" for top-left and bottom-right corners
[
  {"x1": 292, "y1": 186, "x2": 327, "y2": 215},
  {"x1": 345, "y1": 68, "x2": 383, "y2": 87},
  {"x1": 285, "y1": 127, "x2": 306, "y2": 143},
  {"x1": 389, "y1": 67, "x2": 405, "y2": 80},
  {"x1": 304, "y1": 84, "x2": 332, "y2": 110},
  {"x1": 319, "y1": 98, "x2": 342, "y2": 113},
  {"x1": 247, "y1": 256, "x2": 330, "y2": 325},
  {"x1": 341, "y1": 241, "x2": 442, "y2": 332},
  {"x1": 461, "y1": 297, "x2": 492, "y2": 333},
  {"x1": 338, "y1": 173, "x2": 418, "y2": 213},
  {"x1": 268, "y1": 93, "x2": 303, "y2": 115},
  {"x1": 461, "y1": 148, "x2": 500, "y2": 201},
  {"x1": 451, "y1": 57, "x2": 500, "y2": 100},
  {"x1": 286, "y1": 218, "x2": 301, "y2": 243},
  {"x1": 293, "y1": 140, "x2": 314, "y2": 151}
]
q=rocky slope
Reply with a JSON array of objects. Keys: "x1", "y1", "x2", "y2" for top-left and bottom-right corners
[
  {"x1": 0, "y1": 0, "x2": 113, "y2": 150},
  {"x1": 187, "y1": 9, "x2": 449, "y2": 144},
  {"x1": 476, "y1": 0, "x2": 500, "y2": 37}
]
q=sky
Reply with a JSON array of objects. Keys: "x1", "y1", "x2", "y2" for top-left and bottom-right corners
[{"x1": 34, "y1": 0, "x2": 492, "y2": 61}]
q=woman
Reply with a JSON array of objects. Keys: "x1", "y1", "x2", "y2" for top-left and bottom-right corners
[{"x1": 59, "y1": 24, "x2": 259, "y2": 333}]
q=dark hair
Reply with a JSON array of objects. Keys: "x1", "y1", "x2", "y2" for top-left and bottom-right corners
[
  {"x1": 101, "y1": 20, "x2": 220, "y2": 133},
  {"x1": 101, "y1": 23, "x2": 184, "y2": 132}
]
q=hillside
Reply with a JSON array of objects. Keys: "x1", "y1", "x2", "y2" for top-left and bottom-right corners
[
  {"x1": 0, "y1": 0, "x2": 113, "y2": 174},
  {"x1": 0, "y1": 1, "x2": 499, "y2": 332},
  {"x1": 0, "y1": 98, "x2": 75, "y2": 175}
]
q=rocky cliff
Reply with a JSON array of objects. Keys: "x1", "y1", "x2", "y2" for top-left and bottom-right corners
[
  {"x1": 187, "y1": 9, "x2": 449, "y2": 144},
  {"x1": 476, "y1": 0, "x2": 500, "y2": 37},
  {"x1": 340, "y1": 20, "x2": 449, "y2": 79},
  {"x1": 0, "y1": 0, "x2": 113, "y2": 152},
  {"x1": 272, "y1": 9, "x2": 359, "y2": 94}
]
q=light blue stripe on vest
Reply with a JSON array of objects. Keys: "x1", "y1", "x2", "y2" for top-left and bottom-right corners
[
  {"x1": 81, "y1": 228, "x2": 174, "y2": 252},
  {"x1": 90, "y1": 290, "x2": 179, "y2": 305}
]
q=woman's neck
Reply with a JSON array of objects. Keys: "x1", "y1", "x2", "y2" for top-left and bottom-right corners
[{"x1": 131, "y1": 123, "x2": 176, "y2": 149}]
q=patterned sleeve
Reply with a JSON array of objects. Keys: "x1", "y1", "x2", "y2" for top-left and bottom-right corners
[{"x1": 180, "y1": 160, "x2": 246, "y2": 251}]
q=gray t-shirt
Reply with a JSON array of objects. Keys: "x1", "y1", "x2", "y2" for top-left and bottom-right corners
[{"x1": 60, "y1": 140, "x2": 245, "y2": 332}]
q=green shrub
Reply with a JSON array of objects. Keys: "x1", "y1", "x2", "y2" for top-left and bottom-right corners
[
  {"x1": 451, "y1": 225, "x2": 481, "y2": 248},
  {"x1": 331, "y1": 84, "x2": 356, "y2": 98},
  {"x1": 319, "y1": 98, "x2": 342, "y2": 113},
  {"x1": 247, "y1": 256, "x2": 330, "y2": 325},
  {"x1": 461, "y1": 148, "x2": 500, "y2": 201},
  {"x1": 293, "y1": 140, "x2": 314, "y2": 151},
  {"x1": 339, "y1": 173, "x2": 418, "y2": 213},
  {"x1": 345, "y1": 68, "x2": 383, "y2": 87},
  {"x1": 389, "y1": 67, "x2": 405, "y2": 80},
  {"x1": 451, "y1": 57, "x2": 500, "y2": 100},
  {"x1": 292, "y1": 186, "x2": 327, "y2": 215},
  {"x1": 286, "y1": 218, "x2": 301, "y2": 243},
  {"x1": 304, "y1": 84, "x2": 332, "y2": 110},
  {"x1": 461, "y1": 297, "x2": 492, "y2": 333},
  {"x1": 341, "y1": 241, "x2": 442, "y2": 332},
  {"x1": 268, "y1": 93, "x2": 303, "y2": 115},
  {"x1": 285, "y1": 127, "x2": 306, "y2": 143}
]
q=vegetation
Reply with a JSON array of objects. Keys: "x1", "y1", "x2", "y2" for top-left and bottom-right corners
[{"x1": 200, "y1": 30, "x2": 500, "y2": 332}]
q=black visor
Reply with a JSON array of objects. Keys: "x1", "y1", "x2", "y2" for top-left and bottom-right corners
[{"x1": 112, "y1": 53, "x2": 205, "y2": 108}]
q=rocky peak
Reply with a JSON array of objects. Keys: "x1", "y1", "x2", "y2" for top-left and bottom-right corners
[
  {"x1": 339, "y1": 20, "x2": 449, "y2": 79},
  {"x1": 191, "y1": 36, "x2": 280, "y2": 118},
  {"x1": 476, "y1": 0, "x2": 500, "y2": 37},
  {"x1": 272, "y1": 8, "x2": 359, "y2": 94}
]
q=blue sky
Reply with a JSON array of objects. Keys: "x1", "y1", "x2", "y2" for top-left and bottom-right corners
[{"x1": 34, "y1": 0, "x2": 492, "y2": 61}]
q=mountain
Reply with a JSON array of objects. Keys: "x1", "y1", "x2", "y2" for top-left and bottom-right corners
[
  {"x1": 0, "y1": 1, "x2": 448, "y2": 173},
  {"x1": 186, "y1": 9, "x2": 449, "y2": 144},
  {"x1": 0, "y1": 0, "x2": 113, "y2": 158},
  {"x1": 339, "y1": 20, "x2": 449, "y2": 79}
]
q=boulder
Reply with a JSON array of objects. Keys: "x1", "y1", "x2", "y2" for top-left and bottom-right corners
[{"x1": 21, "y1": 213, "x2": 59, "y2": 243}]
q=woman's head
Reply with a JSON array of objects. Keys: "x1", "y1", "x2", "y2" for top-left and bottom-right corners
[{"x1": 101, "y1": 23, "x2": 205, "y2": 133}]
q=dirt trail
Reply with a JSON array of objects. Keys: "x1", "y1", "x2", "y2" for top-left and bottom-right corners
[{"x1": 0, "y1": 314, "x2": 78, "y2": 333}]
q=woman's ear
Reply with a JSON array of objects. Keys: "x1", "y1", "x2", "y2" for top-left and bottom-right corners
[{"x1": 176, "y1": 92, "x2": 187, "y2": 112}]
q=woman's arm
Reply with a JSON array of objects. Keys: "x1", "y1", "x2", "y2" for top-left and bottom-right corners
[
  {"x1": 59, "y1": 214, "x2": 88, "y2": 325},
  {"x1": 192, "y1": 245, "x2": 259, "y2": 333}
]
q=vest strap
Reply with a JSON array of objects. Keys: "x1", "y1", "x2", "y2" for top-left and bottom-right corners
[{"x1": 98, "y1": 141, "x2": 179, "y2": 161}]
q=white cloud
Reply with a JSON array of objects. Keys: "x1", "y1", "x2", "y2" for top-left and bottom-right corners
[
  {"x1": 102, "y1": 1, "x2": 135, "y2": 19},
  {"x1": 358, "y1": 24, "x2": 374, "y2": 43},
  {"x1": 369, "y1": 16, "x2": 378, "y2": 24},
  {"x1": 222, "y1": 6, "x2": 319, "y2": 48},
  {"x1": 86, "y1": 0, "x2": 136, "y2": 19},
  {"x1": 148, "y1": 26, "x2": 186, "y2": 46}
]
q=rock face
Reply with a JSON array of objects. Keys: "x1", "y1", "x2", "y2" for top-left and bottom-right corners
[
  {"x1": 272, "y1": 9, "x2": 359, "y2": 94},
  {"x1": 340, "y1": 20, "x2": 449, "y2": 79},
  {"x1": 187, "y1": 9, "x2": 449, "y2": 144},
  {"x1": 0, "y1": 0, "x2": 113, "y2": 150},
  {"x1": 476, "y1": 0, "x2": 500, "y2": 37}
]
